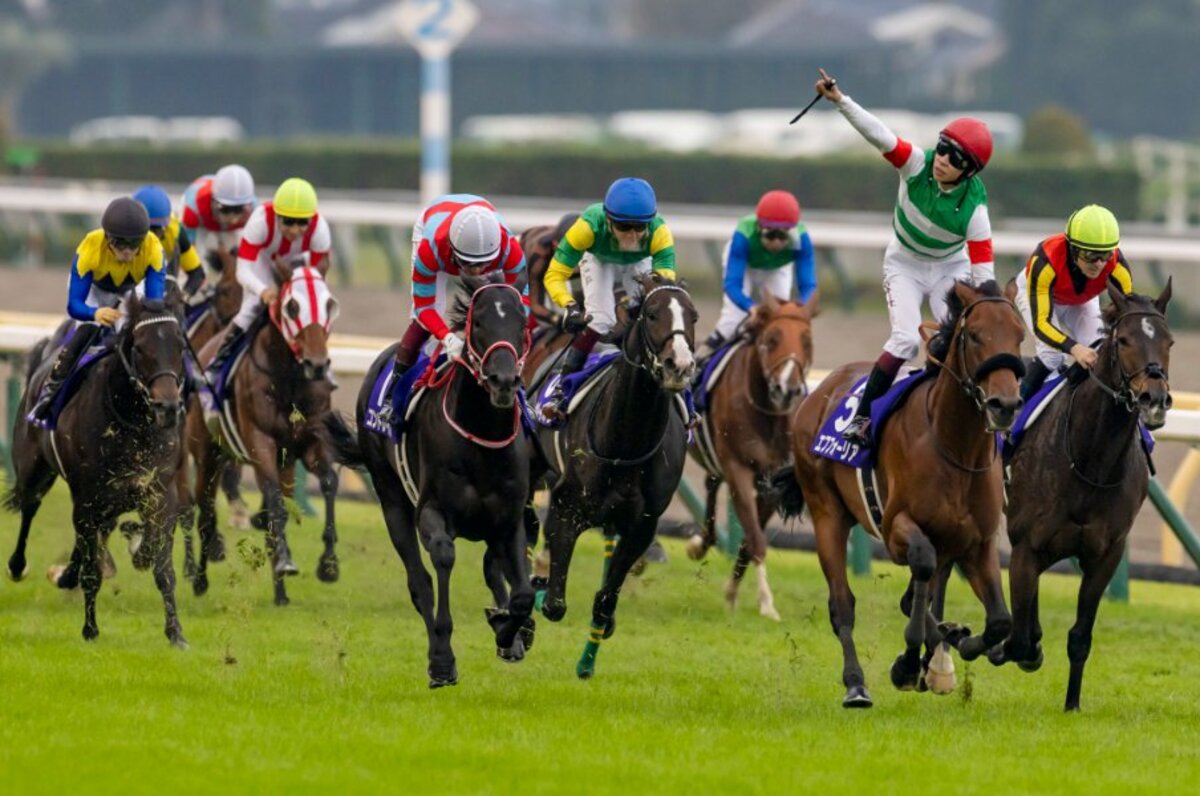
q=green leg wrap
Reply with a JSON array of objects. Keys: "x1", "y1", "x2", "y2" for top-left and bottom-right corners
[{"x1": 576, "y1": 623, "x2": 606, "y2": 679}]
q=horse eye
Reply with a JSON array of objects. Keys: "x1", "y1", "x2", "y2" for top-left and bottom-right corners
[{"x1": 1117, "y1": 336, "x2": 1130, "y2": 347}]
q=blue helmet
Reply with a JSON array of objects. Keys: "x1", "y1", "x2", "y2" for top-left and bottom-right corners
[
  {"x1": 604, "y1": 177, "x2": 657, "y2": 224},
  {"x1": 133, "y1": 185, "x2": 172, "y2": 227}
]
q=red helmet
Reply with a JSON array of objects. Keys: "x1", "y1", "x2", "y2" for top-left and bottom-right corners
[
  {"x1": 755, "y1": 190, "x2": 801, "y2": 229},
  {"x1": 940, "y1": 117, "x2": 993, "y2": 172}
]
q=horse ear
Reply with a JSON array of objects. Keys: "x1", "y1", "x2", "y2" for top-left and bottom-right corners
[
  {"x1": 1004, "y1": 277, "x2": 1019, "y2": 304},
  {"x1": 326, "y1": 296, "x2": 340, "y2": 324},
  {"x1": 511, "y1": 270, "x2": 528, "y2": 295},
  {"x1": 285, "y1": 297, "x2": 301, "y2": 320},
  {"x1": 953, "y1": 280, "x2": 976, "y2": 308},
  {"x1": 1154, "y1": 276, "x2": 1173, "y2": 315},
  {"x1": 759, "y1": 287, "x2": 780, "y2": 313},
  {"x1": 803, "y1": 288, "x2": 821, "y2": 318},
  {"x1": 1106, "y1": 280, "x2": 1128, "y2": 312},
  {"x1": 271, "y1": 257, "x2": 293, "y2": 285}
]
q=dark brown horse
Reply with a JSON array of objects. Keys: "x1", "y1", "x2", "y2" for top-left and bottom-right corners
[
  {"x1": 774, "y1": 280, "x2": 1026, "y2": 707},
  {"x1": 187, "y1": 262, "x2": 341, "y2": 606},
  {"x1": 992, "y1": 281, "x2": 1173, "y2": 711},
  {"x1": 687, "y1": 290, "x2": 817, "y2": 620},
  {"x1": 323, "y1": 274, "x2": 535, "y2": 687},
  {"x1": 5, "y1": 293, "x2": 188, "y2": 645},
  {"x1": 527, "y1": 274, "x2": 698, "y2": 679}
]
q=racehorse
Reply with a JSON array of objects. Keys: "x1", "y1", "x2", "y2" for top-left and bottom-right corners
[
  {"x1": 5, "y1": 292, "x2": 189, "y2": 646},
  {"x1": 322, "y1": 273, "x2": 535, "y2": 687},
  {"x1": 687, "y1": 290, "x2": 816, "y2": 620},
  {"x1": 529, "y1": 273, "x2": 698, "y2": 678},
  {"x1": 187, "y1": 261, "x2": 341, "y2": 606},
  {"x1": 773, "y1": 280, "x2": 1026, "y2": 707},
  {"x1": 992, "y1": 281, "x2": 1173, "y2": 711}
]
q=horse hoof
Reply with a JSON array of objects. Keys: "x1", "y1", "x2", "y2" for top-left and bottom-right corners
[
  {"x1": 542, "y1": 600, "x2": 566, "y2": 622},
  {"x1": 170, "y1": 636, "x2": 190, "y2": 651},
  {"x1": 428, "y1": 662, "x2": 458, "y2": 688},
  {"x1": 925, "y1": 646, "x2": 957, "y2": 695},
  {"x1": 315, "y1": 557, "x2": 340, "y2": 583},
  {"x1": 1017, "y1": 644, "x2": 1044, "y2": 673},
  {"x1": 890, "y1": 654, "x2": 920, "y2": 691},
  {"x1": 7, "y1": 561, "x2": 29, "y2": 582},
  {"x1": 275, "y1": 558, "x2": 299, "y2": 577},
  {"x1": 685, "y1": 534, "x2": 708, "y2": 561},
  {"x1": 82, "y1": 625, "x2": 99, "y2": 642},
  {"x1": 48, "y1": 564, "x2": 76, "y2": 590},
  {"x1": 497, "y1": 636, "x2": 526, "y2": 663},
  {"x1": 207, "y1": 533, "x2": 227, "y2": 562},
  {"x1": 843, "y1": 685, "x2": 873, "y2": 708},
  {"x1": 249, "y1": 510, "x2": 268, "y2": 532},
  {"x1": 193, "y1": 574, "x2": 209, "y2": 597},
  {"x1": 937, "y1": 621, "x2": 972, "y2": 649},
  {"x1": 759, "y1": 604, "x2": 782, "y2": 622},
  {"x1": 274, "y1": 594, "x2": 291, "y2": 607},
  {"x1": 518, "y1": 616, "x2": 536, "y2": 652},
  {"x1": 228, "y1": 500, "x2": 251, "y2": 531}
]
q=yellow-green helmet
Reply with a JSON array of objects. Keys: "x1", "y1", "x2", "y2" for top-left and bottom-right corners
[
  {"x1": 1065, "y1": 205, "x2": 1119, "y2": 252},
  {"x1": 273, "y1": 178, "x2": 318, "y2": 219}
]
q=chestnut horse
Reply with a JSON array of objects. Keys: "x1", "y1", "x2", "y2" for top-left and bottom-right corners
[
  {"x1": 774, "y1": 280, "x2": 1025, "y2": 707},
  {"x1": 993, "y1": 282, "x2": 1173, "y2": 711},
  {"x1": 687, "y1": 290, "x2": 817, "y2": 620},
  {"x1": 187, "y1": 262, "x2": 341, "y2": 606}
]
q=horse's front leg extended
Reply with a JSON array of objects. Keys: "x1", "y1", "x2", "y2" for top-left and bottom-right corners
[
  {"x1": 74, "y1": 502, "x2": 108, "y2": 641},
  {"x1": 889, "y1": 515, "x2": 935, "y2": 692},
  {"x1": 686, "y1": 472, "x2": 722, "y2": 561},
  {"x1": 144, "y1": 483, "x2": 187, "y2": 648},
  {"x1": 306, "y1": 447, "x2": 340, "y2": 583},
  {"x1": 541, "y1": 490, "x2": 585, "y2": 623},
  {"x1": 417, "y1": 503, "x2": 457, "y2": 687},
  {"x1": 576, "y1": 517, "x2": 656, "y2": 680},
  {"x1": 948, "y1": 538, "x2": 1012, "y2": 663}
]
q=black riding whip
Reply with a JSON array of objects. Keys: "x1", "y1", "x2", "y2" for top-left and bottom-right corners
[{"x1": 789, "y1": 78, "x2": 835, "y2": 124}]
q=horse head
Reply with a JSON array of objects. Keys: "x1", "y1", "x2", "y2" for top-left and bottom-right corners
[
  {"x1": 628, "y1": 274, "x2": 698, "y2": 392},
  {"x1": 939, "y1": 280, "x2": 1026, "y2": 431},
  {"x1": 271, "y1": 263, "x2": 339, "y2": 380},
  {"x1": 745, "y1": 288, "x2": 817, "y2": 412},
  {"x1": 453, "y1": 272, "x2": 529, "y2": 409},
  {"x1": 1103, "y1": 278, "x2": 1173, "y2": 429},
  {"x1": 123, "y1": 292, "x2": 186, "y2": 429}
]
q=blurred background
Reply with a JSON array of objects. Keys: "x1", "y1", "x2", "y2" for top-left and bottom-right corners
[{"x1": 0, "y1": 0, "x2": 1198, "y2": 572}]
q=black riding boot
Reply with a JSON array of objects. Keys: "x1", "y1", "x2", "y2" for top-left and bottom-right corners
[
  {"x1": 543, "y1": 346, "x2": 589, "y2": 420},
  {"x1": 841, "y1": 363, "x2": 899, "y2": 446},
  {"x1": 29, "y1": 324, "x2": 102, "y2": 425},
  {"x1": 1019, "y1": 357, "x2": 1051, "y2": 402},
  {"x1": 377, "y1": 359, "x2": 414, "y2": 426},
  {"x1": 205, "y1": 323, "x2": 247, "y2": 385}
]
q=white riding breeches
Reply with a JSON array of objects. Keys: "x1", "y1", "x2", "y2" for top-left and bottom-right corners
[
  {"x1": 714, "y1": 262, "x2": 793, "y2": 340},
  {"x1": 579, "y1": 253, "x2": 652, "y2": 335},
  {"x1": 1014, "y1": 269, "x2": 1103, "y2": 371},
  {"x1": 881, "y1": 240, "x2": 971, "y2": 360}
]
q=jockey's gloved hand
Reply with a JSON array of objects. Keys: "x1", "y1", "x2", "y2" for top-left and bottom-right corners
[
  {"x1": 560, "y1": 304, "x2": 591, "y2": 333},
  {"x1": 441, "y1": 332, "x2": 465, "y2": 361}
]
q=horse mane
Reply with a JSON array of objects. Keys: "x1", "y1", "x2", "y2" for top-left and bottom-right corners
[
  {"x1": 927, "y1": 279, "x2": 1001, "y2": 366},
  {"x1": 602, "y1": 273, "x2": 689, "y2": 344},
  {"x1": 446, "y1": 272, "x2": 508, "y2": 332},
  {"x1": 1101, "y1": 290, "x2": 1160, "y2": 327}
]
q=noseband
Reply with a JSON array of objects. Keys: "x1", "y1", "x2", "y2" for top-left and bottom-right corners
[
  {"x1": 928, "y1": 296, "x2": 1025, "y2": 412},
  {"x1": 456, "y1": 282, "x2": 530, "y2": 386},
  {"x1": 1088, "y1": 309, "x2": 1170, "y2": 412},
  {"x1": 622, "y1": 284, "x2": 692, "y2": 381}
]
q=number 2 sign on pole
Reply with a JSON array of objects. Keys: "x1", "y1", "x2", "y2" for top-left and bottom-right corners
[{"x1": 395, "y1": 0, "x2": 480, "y2": 204}]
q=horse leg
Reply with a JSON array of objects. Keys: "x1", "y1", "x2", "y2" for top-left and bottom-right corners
[
  {"x1": 7, "y1": 458, "x2": 56, "y2": 582},
  {"x1": 1065, "y1": 544, "x2": 1125, "y2": 712},
  {"x1": 687, "y1": 473, "x2": 722, "y2": 561},
  {"x1": 174, "y1": 456, "x2": 197, "y2": 582},
  {"x1": 889, "y1": 515, "x2": 935, "y2": 692},
  {"x1": 306, "y1": 448, "x2": 340, "y2": 583},
  {"x1": 74, "y1": 503, "x2": 106, "y2": 641},
  {"x1": 920, "y1": 562, "x2": 956, "y2": 695},
  {"x1": 417, "y1": 503, "x2": 457, "y2": 688},
  {"x1": 733, "y1": 465, "x2": 780, "y2": 620},
  {"x1": 540, "y1": 491, "x2": 585, "y2": 623},
  {"x1": 259, "y1": 477, "x2": 296, "y2": 606},
  {"x1": 222, "y1": 462, "x2": 250, "y2": 532},
  {"x1": 813, "y1": 507, "x2": 870, "y2": 707},
  {"x1": 576, "y1": 518, "x2": 656, "y2": 679},
  {"x1": 374, "y1": 469, "x2": 437, "y2": 647},
  {"x1": 192, "y1": 442, "x2": 223, "y2": 597},
  {"x1": 145, "y1": 485, "x2": 187, "y2": 649},
  {"x1": 488, "y1": 527, "x2": 537, "y2": 663},
  {"x1": 949, "y1": 539, "x2": 1013, "y2": 663},
  {"x1": 987, "y1": 542, "x2": 1044, "y2": 671}
]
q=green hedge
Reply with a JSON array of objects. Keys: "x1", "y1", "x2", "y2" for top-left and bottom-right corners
[{"x1": 24, "y1": 141, "x2": 1141, "y2": 221}]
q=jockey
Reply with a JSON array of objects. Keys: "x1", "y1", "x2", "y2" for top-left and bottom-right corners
[
  {"x1": 519, "y1": 212, "x2": 580, "y2": 328},
  {"x1": 203, "y1": 178, "x2": 331, "y2": 384},
  {"x1": 28, "y1": 197, "x2": 165, "y2": 424},
  {"x1": 180, "y1": 163, "x2": 257, "y2": 274},
  {"x1": 540, "y1": 177, "x2": 678, "y2": 417},
  {"x1": 1015, "y1": 205, "x2": 1134, "y2": 400},
  {"x1": 697, "y1": 189, "x2": 817, "y2": 359},
  {"x1": 813, "y1": 69, "x2": 996, "y2": 446},
  {"x1": 133, "y1": 185, "x2": 204, "y2": 299},
  {"x1": 377, "y1": 194, "x2": 528, "y2": 422}
]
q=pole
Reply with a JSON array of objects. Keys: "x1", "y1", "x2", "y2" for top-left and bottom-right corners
[
  {"x1": 419, "y1": 54, "x2": 451, "y2": 205},
  {"x1": 1148, "y1": 476, "x2": 1200, "y2": 568}
]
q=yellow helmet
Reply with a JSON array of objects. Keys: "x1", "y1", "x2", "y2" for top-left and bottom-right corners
[
  {"x1": 1065, "y1": 205, "x2": 1120, "y2": 252},
  {"x1": 273, "y1": 178, "x2": 318, "y2": 219}
]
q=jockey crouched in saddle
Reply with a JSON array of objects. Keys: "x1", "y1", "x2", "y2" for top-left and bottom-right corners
[
  {"x1": 133, "y1": 185, "x2": 205, "y2": 300},
  {"x1": 811, "y1": 69, "x2": 998, "y2": 447},
  {"x1": 377, "y1": 194, "x2": 529, "y2": 425},
  {"x1": 1015, "y1": 204, "x2": 1135, "y2": 401},
  {"x1": 540, "y1": 177, "x2": 679, "y2": 421},
  {"x1": 203, "y1": 178, "x2": 331, "y2": 387},
  {"x1": 28, "y1": 197, "x2": 166, "y2": 425},
  {"x1": 180, "y1": 163, "x2": 258, "y2": 276},
  {"x1": 696, "y1": 189, "x2": 817, "y2": 361},
  {"x1": 519, "y1": 212, "x2": 581, "y2": 328}
]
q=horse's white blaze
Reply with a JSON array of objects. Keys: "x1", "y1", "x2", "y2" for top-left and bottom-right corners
[
  {"x1": 777, "y1": 359, "x2": 796, "y2": 393},
  {"x1": 667, "y1": 297, "x2": 693, "y2": 367},
  {"x1": 494, "y1": 300, "x2": 506, "y2": 318},
  {"x1": 1142, "y1": 317, "x2": 1155, "y2": 339}
]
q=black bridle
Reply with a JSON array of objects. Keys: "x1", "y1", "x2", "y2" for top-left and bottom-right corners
[
  {"x1": 1088, "y1": 309, "x2": 1171, "y2": 413},
  {"x1": 928, "y1": 296, "x2": 1026, "y2": 412},
  {"x1": 115, "y1": 313, "x2": 185, "y2": 403},
  {"x1": 620, "y1": 283, "x2": 694, "y2": 382}
]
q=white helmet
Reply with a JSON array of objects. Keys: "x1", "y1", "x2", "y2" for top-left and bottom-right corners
[
  {"x1": 449, "y1": 205, "x2": 502, "y2": 263},
  {"x1": 212, "y1": 164, "x2": 256, "y2": 206}
]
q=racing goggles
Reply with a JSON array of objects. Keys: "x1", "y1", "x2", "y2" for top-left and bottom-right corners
[
  {"x1": 935, "y1": 136, "x2": 973, "y2": 172},
  {"x1": 761, "y1": 229, "x2": 790, "y2": 242},
  {"x1": 1077, "y1": 249, "x2": 1113, "y2": 265},
  {"x1": 610, "y1": 220, "x2": 648, "y2": 234},
  {"x1": 216, "y1": 203, "x2": 248, "y2": 216},
  {"x1": 279, "y1": 215, "x2": 310, "y2": 228},
  {"x1": 108, "y1": 235, "x2": 143, "y2": 251}
]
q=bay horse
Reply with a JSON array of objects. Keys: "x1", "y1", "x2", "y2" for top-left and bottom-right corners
[
  {"x1": 5, "y1": 293, "x2": 188, "y2": 646},
  {"x1": 529, "y1": 273, "x2": 698, "y2": 679},
  {"x1": 992, "y1": 281, "x2": 1173, "y2": 711},
  {"x1": 773, "y1": 280, "x2": 1025, "y2": 707},
  {"x1": 322, "y1": 273, "x2": 534, "y2": 688},
  {"x1": 187, "y1": 261, "x2": 341, "y2": 606},
  {"x1": 687, "y1": 290, "x2": 816, "y2": 620}
]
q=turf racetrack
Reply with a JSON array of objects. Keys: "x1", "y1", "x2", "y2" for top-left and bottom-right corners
[{"x1": 2, "y1": 486, "x2": 1198, "y2": 794}]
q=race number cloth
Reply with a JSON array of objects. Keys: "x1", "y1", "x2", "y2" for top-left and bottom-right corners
[
  {"x1": 692, "y1": 339, "x2": 745, "y2": 413},
  {"x1": 41, "y1": 331, "x2": 113, "y2": 430},
  {"x1": 810, "y1": 368, "x2": 934, "y2": 468},
  {"x1": 362, "y1": 352, "x2": 439, "y2": 442}
]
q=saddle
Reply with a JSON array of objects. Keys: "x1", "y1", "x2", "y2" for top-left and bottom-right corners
[
  {"x1": 362, "y1": 352, "x2": 442, "y2": 443},
  {"x1": 35, "y1": 326, "x2": 113, "y2": 430},
  {"x1": 531, "y1": 351, "x2": 621, "y2": 428},
  {"x1": 692, "y1": 338, "x2": 746, "y2": 414},
  {"x1": 810, "y1": 368, "x2": 934, "y2": 469}
]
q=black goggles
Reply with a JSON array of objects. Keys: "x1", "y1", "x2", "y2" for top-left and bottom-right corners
[
  {"x1": 610, "y1": 220, "x2": 648, "y2": 233},
  {"x1": 279, "y1": 215, "x2": 310, "y2": 228},
  {"x1": 216, "y1": 203, "x2": 248, "y2": 215},
  {"x1": 935, "y1": 137, "x2": 973, "y2": 171},
  {"x1": 761, "y1": 229, "x2": 790, "y2": 241},
  {"x1": 1077, "y1": 249, "x2": 1113, "y2": 265},
  {"x1": 108, "y1": 235, "x2": 143, "y2": 251}
]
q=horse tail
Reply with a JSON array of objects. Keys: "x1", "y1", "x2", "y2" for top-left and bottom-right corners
[
  {"x1": 767, "y1": 465, "x2": 805, "y2": 520},
  {"x1": 320, "y1": 412, "x2": 366, "y2": 471}
]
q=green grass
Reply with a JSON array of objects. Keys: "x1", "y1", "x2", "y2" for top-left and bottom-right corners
[{"x1": 2, "y1": 485, "x2": 1199, "y2": 794}]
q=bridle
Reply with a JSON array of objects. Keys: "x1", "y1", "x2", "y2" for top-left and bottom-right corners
[
  {"x1": 620, "y1": 283, "x2": 693, "y2": 383},
  {"x1": 1087, "y1": 308, "x2": 1171, "y2": 413},
  {"x1": 745, "y1": 311, "x2": 812, "y2": 415},
  {"x1": 269, "y1": 267, "x2": 335, "y2": 362},
  {"x1": 924, "y1": 296, "x2": 1026, "y2": 412},
  {"x1": 115, "y1": 313, "x2": 185, "y2": 403}
]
